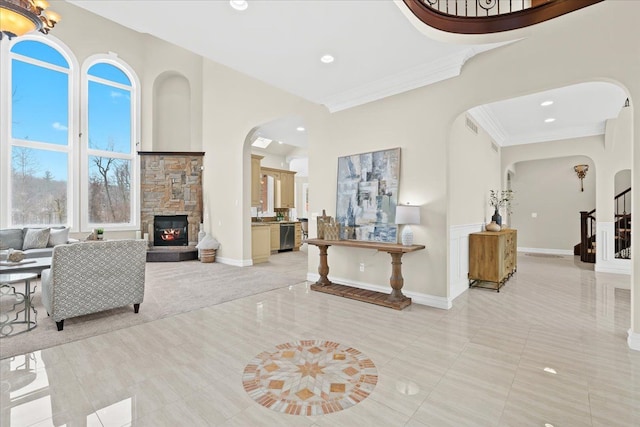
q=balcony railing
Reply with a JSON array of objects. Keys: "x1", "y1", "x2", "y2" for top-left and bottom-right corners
[{"x1": 403, "y1": 0, "x2": 603, "y2": 34}]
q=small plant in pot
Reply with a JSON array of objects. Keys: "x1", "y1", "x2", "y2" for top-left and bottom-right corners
[{"x1": 95, "y1": 228, "x2": 104, "y2": 240}]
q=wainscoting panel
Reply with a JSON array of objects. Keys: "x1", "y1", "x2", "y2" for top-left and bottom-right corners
[
  {"x1": 449, "y1": 223, "x2": 483, "y2": 300},
  {"x1": 595, "y1": 222, "x2": 631, "y2": 275}
]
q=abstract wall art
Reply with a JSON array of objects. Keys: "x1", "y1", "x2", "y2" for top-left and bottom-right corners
[{"x1": 336, "y1": 148, "x2": 400, "y2": 243}]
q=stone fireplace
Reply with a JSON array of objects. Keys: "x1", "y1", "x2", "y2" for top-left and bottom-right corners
[{"x1": 139, "y1": 151, "x2": 204, "y2": 251}]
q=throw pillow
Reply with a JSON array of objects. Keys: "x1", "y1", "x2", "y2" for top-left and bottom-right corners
[
  {"x1": 48, "y1": 227, "x2": 70, "y2": 247},
  {"x1": 22, "y1": 228, "x2": 51, "y2": 250},
  {"x1": 0, "y1": 228, "x2": 23, "y2": 250}
]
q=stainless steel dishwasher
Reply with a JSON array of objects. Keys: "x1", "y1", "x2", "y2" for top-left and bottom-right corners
[{"x1": 279, "y1": 223, "x2": 295, "y2": 251}]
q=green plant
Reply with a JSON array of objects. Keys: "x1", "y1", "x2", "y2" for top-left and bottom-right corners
[{"x1": 95, "y1": 228, "x2": 104, "y2": 235}]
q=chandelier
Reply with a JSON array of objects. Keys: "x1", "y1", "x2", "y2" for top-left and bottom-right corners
[{"x1": 0, "y1": 0, "x2": 60, "y2": 39}]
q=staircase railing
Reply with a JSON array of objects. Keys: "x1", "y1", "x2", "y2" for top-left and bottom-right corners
[
  {"x1": 579, "y1": 209, "x2": 596, "y2": 263},
  {"x1": 403, "y1": 0, "x2": 603, "y2": 34},
  {"x1": 615, "y1": 187, "x2": 631, "y2": 259},
  {"x1": 578, "y1": 187, "x2": 631, "y2": 263}
]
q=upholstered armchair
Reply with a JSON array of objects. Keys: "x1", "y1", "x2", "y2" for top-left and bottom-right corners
[{"x1": 41, "y1": 239, "x2": 147, "y2": 331}]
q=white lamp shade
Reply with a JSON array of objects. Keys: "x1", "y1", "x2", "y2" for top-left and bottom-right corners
[{"x1": 395, "y1": 205, "x2": 420, "y2": 225}]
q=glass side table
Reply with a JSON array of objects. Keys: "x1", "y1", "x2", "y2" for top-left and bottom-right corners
[{"x1": 0, "y1": 272, "x2": 38, "y2": 337}]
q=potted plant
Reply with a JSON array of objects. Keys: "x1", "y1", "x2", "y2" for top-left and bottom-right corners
[
  {"x1": 95, "y1": 228, "x2": 104, "y2": 240},
  {"x1": 489, "y1": 190, "x2": 514, "y2": 226}
]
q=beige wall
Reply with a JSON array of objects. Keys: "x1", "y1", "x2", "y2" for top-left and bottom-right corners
[
  {"x1": 449, "y1": 114, "x2": 502, "y2": 226},
  {"x1": 510, "y1": 155, "x2": 595, "y2": 252}
]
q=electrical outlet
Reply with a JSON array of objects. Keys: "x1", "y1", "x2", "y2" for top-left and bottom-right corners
[{"x1": 359, "y1": 263, "x2": 365, "y2": 272}]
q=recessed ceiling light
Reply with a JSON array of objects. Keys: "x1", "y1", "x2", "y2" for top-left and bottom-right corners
[
  {"x1": 541, "y1": 100, "x2": 554, "y2": 107},
  {"x1": 296, "y1": 126, "x2": 305, "y2": 132},
  {"x1": 544, "y1": 118, "x2": 556, "y2": 123},
  {"x1": 543, "y1": 367, "x2": 557, "y2": 374},
  {"x1": 320, "y1": 54, "x2": 334, "y2": 64},
  {"x1": 230, "y1": 0, "x2": 248, "y2": 11}
]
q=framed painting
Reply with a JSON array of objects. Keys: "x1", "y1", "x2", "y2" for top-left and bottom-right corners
[{"x1": 335, "y1": 147, "x2": 400, "y2": 243}]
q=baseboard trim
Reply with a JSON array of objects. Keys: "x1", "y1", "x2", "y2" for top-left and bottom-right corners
[
  {"x1": 595, "y1": 261, "x2": 631, "y2": 275},
  {"x1": 306, "y1": 273, "x2": 451, "y2": 309},
  {"x1": 216, "y1": 257, "x2": 253, "y2": 267},
  {"x1": 518, "y1": 247, "x2": 573, "y2": 256},
  {"x1": 628, "y1": 329, "x2": 640, "y2": 351}
]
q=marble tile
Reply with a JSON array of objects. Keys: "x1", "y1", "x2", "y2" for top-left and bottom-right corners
[{"x1": 1, "y1": 253, "x2": 637, "y2": 426}]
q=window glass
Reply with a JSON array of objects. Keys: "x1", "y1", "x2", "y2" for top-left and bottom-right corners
[
  {"x1": 11, "y1": 60, "x2": 68, "y2": 145},
  {"x1": 88, "y1": 156, "x2": 131, "y2": 224},
  {"x1": 11, "y1": 147, "x2": 68, "y2": 225},
  {"x1": 88, "y1": 63, "x2": 131, "y2": 86},
  {"x1": 88, "y1": 81, "x2": 131, "y2": 153},
  {"x1": 11, "y1": 40, "x2": 69, "y2": 68}
]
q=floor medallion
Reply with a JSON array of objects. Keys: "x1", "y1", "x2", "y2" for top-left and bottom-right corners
[{"x1": 242, "y1": 339, "x2": 378, "y2": 416}]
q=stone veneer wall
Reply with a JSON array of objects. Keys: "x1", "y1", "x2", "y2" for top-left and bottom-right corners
[{"x1": 139, "y1": 152, "x2": 204, "y2": 246}]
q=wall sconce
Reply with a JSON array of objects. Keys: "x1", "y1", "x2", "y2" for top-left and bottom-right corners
[
  {"x1": 395, "y1": 204, "x2": 421, "y2": 246},
  {"x1": 574, "y1": 164, "x2": 589, "y2": 192}
]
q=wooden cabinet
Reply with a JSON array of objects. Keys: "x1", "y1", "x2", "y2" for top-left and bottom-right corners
[
  {"x1": 251, "y1": 225, "x2": 271, "y2": 264},
  {"x1": 251, "y1": 155, "x2": 263, "y2": 207},
  {"x1": 270, "y1": 223, "x2": 280, "y2": 252},
  {"x1": 468, "y1": 229, "x2": 517, "y2": 292},
  {"x1": 294, "y1": 222, "x2": 302, "y2": 250},
  {"x1": 280, "y1": 171, "x2": 295, "y2": 208},
  {"x1": 261, "y1": 167, "x2": 295, "y2": 209}
]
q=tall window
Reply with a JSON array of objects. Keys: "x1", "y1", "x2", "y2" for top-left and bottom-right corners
[
  {"x1": 8, "y1": 39, "x2": 72, "y2": 226},
  {"x1": 1, "y1": 37, "x2": 139, "y2": 231},
  {"x1": 85, "y1": 62, "x2": 135, "y2": 226}
]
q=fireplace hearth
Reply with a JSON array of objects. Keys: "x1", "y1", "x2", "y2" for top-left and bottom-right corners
[{"x1": 154, "y1": 215, "x2": 188, "y2": 246}]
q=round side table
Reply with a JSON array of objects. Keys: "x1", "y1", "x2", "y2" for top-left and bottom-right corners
[{"x1": 0, "y1": 272, "x2": 38, "y2": 337}]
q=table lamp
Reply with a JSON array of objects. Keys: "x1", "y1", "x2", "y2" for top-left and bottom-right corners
[{"x1": 395, "y1": 205, "x2": 420, "y2": 246}]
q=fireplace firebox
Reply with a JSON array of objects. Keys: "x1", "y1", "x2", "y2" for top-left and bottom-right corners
[{"x1": 154, "y1": 215, "x2": 188, "y2": 246}]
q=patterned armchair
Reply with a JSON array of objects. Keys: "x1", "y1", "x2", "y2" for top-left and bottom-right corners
[{"x1": 41, "y1": 239, "x2": 147, "y2": 331}]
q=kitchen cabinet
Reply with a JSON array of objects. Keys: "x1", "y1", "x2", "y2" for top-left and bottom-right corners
[
  {"x1": 468, "y1": 229, "x2": 517, "y2": 292},
  {"x1": 251, "y1": 224, "x2": 271, "y2": 264},
  {"x1": 261, "y1": 167, "x2": 296, "y2": 209},
  {"x1": 270, "y1": 223, "x2": 280, "y2": 252},
  {"x1": 251, "y1": 155, "x2": 263, "y2": 207},
  {"x1": 280, "y1": 171, "x2": 295, "y2": 208}
]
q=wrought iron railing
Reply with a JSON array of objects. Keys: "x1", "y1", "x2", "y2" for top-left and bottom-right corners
[
  {"x1": 579, "y1": 209, "x2": 596, "y2": 263},
  {"x1": 403, "y1": 0, "x2": 604, "y2": 34},
  {"x1": 614, "y1": 187, "x2": 631, "y2": 259}
]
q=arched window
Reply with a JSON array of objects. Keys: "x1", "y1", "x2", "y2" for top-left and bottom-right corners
[
  {"x1": 1, "y1": 37, "x2": 140, "y2": 232},
  {"x1": 83, "y1": 59, "x2": 138, "y2": 228},
  {"x1": 5, "y1": 38, "x2": 73, "y2": 226}
]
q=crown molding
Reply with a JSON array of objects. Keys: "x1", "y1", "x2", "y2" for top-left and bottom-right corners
[
  {"x1": 320, "y1": 47, "x2": 484, "y2": 113},
  {"x1": 469, "y1": 106, "x2": 606, "y2": 147},
  {"x1": 467, "y1": 105, "x2": 507, "y2": 145},
  {"x1": 503, "y1": 123, "x2": 605, "y2": 146}
]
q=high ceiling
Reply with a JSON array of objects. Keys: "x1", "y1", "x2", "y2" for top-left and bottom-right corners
[{"x1": 67, "y1": 0, "x2": 626, "y2": 149}]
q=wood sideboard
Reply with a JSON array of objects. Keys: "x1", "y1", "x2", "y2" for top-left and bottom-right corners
[{"x1": 468, "y1": 229, "x2": 517, "y2": 292}]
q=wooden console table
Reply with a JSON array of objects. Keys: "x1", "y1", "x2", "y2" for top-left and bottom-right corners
[{"x1": 305, "y1": 238, "x2": 425, "y2": 310}]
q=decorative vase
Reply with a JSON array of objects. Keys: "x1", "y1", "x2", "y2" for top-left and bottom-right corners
[
  {"x1": 198, "y1": 223, "x2": 206, "y2": 260},
  {"x1": 491, "y1": 208, "x2": 502, "y2": 226},
  {"x1": 486, "y1": 221, "x2": 501, "y2": 232}
]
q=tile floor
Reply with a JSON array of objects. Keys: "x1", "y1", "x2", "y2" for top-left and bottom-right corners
[{"x1": 1, "y1": 252, "x2": 639, "y2": 426}]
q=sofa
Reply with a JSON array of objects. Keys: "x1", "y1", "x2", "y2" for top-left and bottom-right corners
[
  {"x1": 41, "y1": 239, "x2": 148, "y2": 331},
  {"x1": 0, "y1": 227, "x2": 78, "y2": 260}
]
